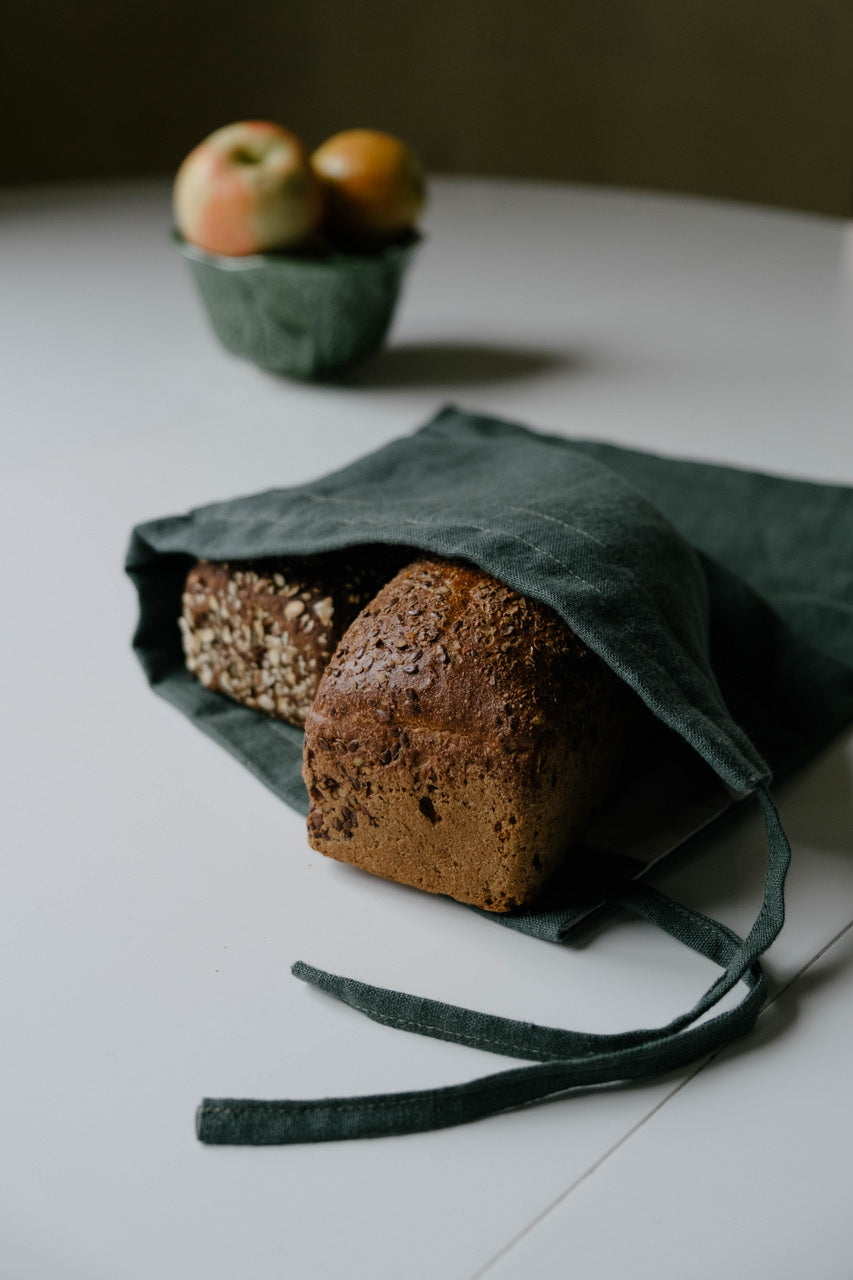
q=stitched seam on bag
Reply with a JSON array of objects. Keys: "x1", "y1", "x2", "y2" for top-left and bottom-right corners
[
  {"x1": 330, "y1": 967, "x2": 756, "y2": 1054},
  {"x1": 203, "y1": 1099, "x2": 460, "y2": 1116},
  {"x1": 505, "y1": 501, "x2": 703, "y2": 611},
  {"x1": 203, "y1": 1101, "x2": 430, "y2": 1116},
  {"x1": 505, "y1": 504, "x2": 615, "y2": 552},
  {"x1": 505, "y1": 502, "x2": 712, "y2": 666},
  {"x1": 335, "y1": 1000, "x2": 559, "y2": 1058}
]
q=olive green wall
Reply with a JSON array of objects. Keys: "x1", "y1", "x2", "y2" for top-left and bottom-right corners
[{"x1": 3, "y1": 0, "x2": 852, "y2": 215}]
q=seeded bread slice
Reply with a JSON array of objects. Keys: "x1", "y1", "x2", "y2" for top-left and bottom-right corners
[
  {"x1": 302, "y1": 557, "x2": 632, "y2": 912},
  {"x1": 180, "y1": 549, "x2": 408, "y2": 726}
]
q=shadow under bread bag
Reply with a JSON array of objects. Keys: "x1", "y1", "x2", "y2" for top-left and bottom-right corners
[{"x1": 126, "y1": 405, "x2": 853, "y2": 1143}]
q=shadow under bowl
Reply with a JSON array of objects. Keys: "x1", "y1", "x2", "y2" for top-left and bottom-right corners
[{"x1": 175, "y1": 232, "x2": 420, "y2": 381}]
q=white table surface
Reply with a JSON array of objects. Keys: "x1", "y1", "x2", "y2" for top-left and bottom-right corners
[{"x1": 2, "y1": 175, "x2": 852, "y2": 1280}]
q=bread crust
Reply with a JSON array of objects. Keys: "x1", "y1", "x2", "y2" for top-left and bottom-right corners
[{"x1": 303, "y1": 558, "x2": 630, "y2": 911}]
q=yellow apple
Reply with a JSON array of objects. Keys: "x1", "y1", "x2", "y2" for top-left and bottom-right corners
[{"x1": 311, "y1": 129, "x2": 427, "y2": 250}]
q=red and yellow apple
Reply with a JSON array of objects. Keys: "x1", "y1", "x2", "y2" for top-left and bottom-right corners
[
  {"x1": 311, "y1": 129, "x2": 427, "y2": 249},
  {"x1": 173, "y1": 121, "x2": 323, "y2": 257}
]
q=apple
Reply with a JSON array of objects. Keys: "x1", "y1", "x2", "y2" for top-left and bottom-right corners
[
  {"x1": 173, "y1": 121, "x2": 323, "y2": 257},
  {"x1": 311, "y1": 129, "x2": 426, "y2": 250}
]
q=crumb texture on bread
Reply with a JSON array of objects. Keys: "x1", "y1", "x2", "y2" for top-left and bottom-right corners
[
  {"x1": 303, "y1": 557, "x2": 630, "y2": 911},
  {"x1": 180, "y1": 548, "x2": 406, "y2": 726}
]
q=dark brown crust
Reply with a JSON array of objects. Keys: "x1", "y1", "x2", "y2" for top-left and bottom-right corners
[
  {"x1": 302, "y1": 557, "x2": 631, "y2": 911},
  {"x1": 180, "y1": 548, "x2": 408, "y2": 726}
]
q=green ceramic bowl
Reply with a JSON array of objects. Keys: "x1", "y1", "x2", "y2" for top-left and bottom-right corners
[{"x1": 175, "y1": 232, "x2": 419, "y2": 380}]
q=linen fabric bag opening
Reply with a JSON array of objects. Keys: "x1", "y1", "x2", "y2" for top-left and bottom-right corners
[{"x1": 126, "y1": 406, "x2": 853, "y2": 1143}]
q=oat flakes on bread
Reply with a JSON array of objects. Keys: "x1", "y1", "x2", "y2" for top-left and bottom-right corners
[
  {"x1": 302, "y1": 557, "x2": 631, "y2": 912},
  {"x1": 180, "y1": 547, "x2": 409, "y2": 726}
]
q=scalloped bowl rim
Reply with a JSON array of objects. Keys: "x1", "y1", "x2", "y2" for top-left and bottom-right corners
[{"x1": 172, "y1": 229, "x2": 421, "y2": 274}]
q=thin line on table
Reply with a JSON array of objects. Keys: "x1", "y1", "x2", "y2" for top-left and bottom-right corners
[{"x1": 468, "y1": 914, "x2": 853, "y2": 1280}]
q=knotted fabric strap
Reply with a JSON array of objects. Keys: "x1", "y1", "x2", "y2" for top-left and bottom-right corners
[{"x1": 197, "y1": 787, "x2": 789, "y2": 1144}]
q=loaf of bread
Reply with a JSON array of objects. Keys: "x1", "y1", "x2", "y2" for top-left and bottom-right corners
[
  {"x1": 302, "y1": 557, "x2": 631, "y2": 911},
  {"x1": 179, "y1": 548, "x2": 408, "y2": 726}
]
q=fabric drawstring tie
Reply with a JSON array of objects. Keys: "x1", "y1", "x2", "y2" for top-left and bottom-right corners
[{"x1": 197, "y1": 786, "x2": 789, "y2": 1144}]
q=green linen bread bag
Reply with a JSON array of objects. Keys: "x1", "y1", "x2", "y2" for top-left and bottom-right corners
[{"x1": 126, "y1": 405, "x2": 853, "y2": 1143}]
